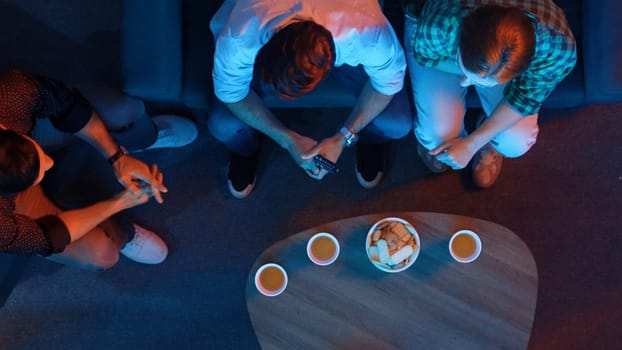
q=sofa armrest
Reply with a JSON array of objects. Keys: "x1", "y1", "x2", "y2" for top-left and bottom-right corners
[
  {"x1": 583, "y1": 0, "x2": 622, "y2": 103},
  {"x1": 121, "y1": 0, "x2": 183, "y2": 102}
]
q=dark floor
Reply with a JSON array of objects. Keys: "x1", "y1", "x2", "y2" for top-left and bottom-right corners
[{"x1": 0, "y1": 103, "x2": 621, "y2": 349}]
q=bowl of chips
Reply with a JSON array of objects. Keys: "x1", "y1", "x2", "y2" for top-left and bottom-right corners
[{"x1": 366, "y1": 217, "x2": 420, "y2": 273}]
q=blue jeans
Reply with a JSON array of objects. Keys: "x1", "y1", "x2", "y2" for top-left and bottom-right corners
[
  {"x1": 207, "y1": 66, "x2": 412, "y2": 156},
  {"x1": 31, "y1": 85, "x2": 157, "y2": 152}
]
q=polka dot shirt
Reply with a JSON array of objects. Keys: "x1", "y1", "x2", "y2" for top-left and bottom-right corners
[{"x1": 1, "y1": 69, "x2": 92, "y2": 255}]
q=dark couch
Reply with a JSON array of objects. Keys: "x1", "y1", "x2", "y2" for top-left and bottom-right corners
[
  {"x1": 528, "y1": 0, "x2": 622, "y2": 107},
  {"x1": 121, "y1": 0, "x2": 622, "y2": 110}
]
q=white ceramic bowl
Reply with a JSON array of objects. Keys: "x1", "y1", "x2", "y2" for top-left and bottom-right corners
[{"x1": 366, "y1": 217, "x2": 421, "y2": 273}]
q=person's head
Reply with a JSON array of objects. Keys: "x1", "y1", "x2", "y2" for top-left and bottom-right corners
[
  {"x1": 255, "y1": 20, "x2": 335, "y2": 99},
  {"x1": 0, "y1": 129, "x2": 54, "y2": 196},
  {"x1": 458, "y1": 5, "x2": 536, "y2": 86}
]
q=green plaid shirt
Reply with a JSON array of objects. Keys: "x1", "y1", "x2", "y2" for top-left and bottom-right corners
[{"x1": 405, "y1": 0, "x2": 577, "y2": 115}]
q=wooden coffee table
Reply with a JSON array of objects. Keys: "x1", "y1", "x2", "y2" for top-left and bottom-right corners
[{"x1": 246, "y1": 212, "x2": 538, "y2": 350}]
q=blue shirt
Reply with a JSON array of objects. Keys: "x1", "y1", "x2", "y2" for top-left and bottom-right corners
[{"x1": 212, "y1": 0, "x2": 406, "y2": 103}]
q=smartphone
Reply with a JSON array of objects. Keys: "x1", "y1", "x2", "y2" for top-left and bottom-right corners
[{"x1": 314, "y1": 155, "x2": 340, "y2": 175}]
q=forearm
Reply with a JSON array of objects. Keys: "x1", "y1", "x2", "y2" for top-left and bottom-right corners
[
  {"x1": 225, "y1": 90, "x2": 294, "y2": 148},
  {"x1": 467, "y1": 100, "x2": 524, "y2": 150},
  {"x1": 57, "y1": 197, "x2": 128, "y2": 243},
  {"x1": 343, "y1": 80, "x2": 394, "y2": 133},
  {"x1": 76, "y1": 111, "x2": 120, "y2": 159}
]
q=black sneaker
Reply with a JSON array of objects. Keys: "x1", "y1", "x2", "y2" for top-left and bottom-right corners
[
  {"x1": 416, "y1": 142, "x2": 448, "y2": 173},
  {"x1": 355, "y1": 142, "x2": 387, "y2": 189},
  {"x1": 227, "y1": 151, "x2": 259, "y2": 199}
]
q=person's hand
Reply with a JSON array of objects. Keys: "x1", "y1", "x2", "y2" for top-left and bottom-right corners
[
  {"x1": 115, "y1": 183, "x2": 152, "y2": 210},
  {"x1": 429, "y1": 137, "x2": 479, "y2": 169},
  {"x1": 112, "y1": 156, "x2": 168, "y2": 203},
  {"x1": 283, "y1": 132, "x2": 320, "y2": 177},
  {"x1": 301, "y1": 133, "x2": 345, "y2": 180}
]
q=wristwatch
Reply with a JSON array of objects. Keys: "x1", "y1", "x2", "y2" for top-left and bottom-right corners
[
  {"x1": 107, "y1": 145, "x2": 129, "y2": 165},
  {"x1": 338, "y1": 126, "x2": 358, "y2": 147}
]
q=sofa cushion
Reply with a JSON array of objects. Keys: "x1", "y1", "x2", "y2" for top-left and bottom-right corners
[
  {"x1": 582, "y1": 0, "x2": 622, "y2": 103},
  {"x1": 121, "y1": 0, "x2": 183, "y2": 102},
  {"x1": 181, "y1": 0, "x2": 221, "y2": 109},
  {"x1": 543, "y1": 0, "x2": 584, "y2": 107}
]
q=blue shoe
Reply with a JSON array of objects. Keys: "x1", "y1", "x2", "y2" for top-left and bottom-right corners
[
  {"x1": 120, "y1": 225, "x2": 168, "y2": 264},
  {"x1": 146, "y1": 115, "x2": 198, "y2": 150}
]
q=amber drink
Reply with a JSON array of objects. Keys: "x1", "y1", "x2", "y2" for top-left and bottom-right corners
[
  {"x1": 307, "y1": 232, "x2": 340, "y2": 266},
  {"x1": 255, "y1": 263, "x2": 288, "y2": 296},
  {"x1": 449, "y1": 230, "x2": 482, "y2": 263}
]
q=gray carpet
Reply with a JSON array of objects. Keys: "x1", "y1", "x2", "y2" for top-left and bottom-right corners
[{"x1": 1, "y1": 103, "x2": 621, "y2": 349}]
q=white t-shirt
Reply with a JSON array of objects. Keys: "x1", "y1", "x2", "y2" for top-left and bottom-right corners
[{"x1": 211, "y1": 0, "x2": 406, "y2": 103}]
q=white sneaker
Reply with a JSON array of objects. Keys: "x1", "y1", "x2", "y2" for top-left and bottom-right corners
[
  {"x1": 146, "y1": 115, "x2": 198, "y2": 150},
  {"x1": 120, "y1": 224, "x2": 168, "y2": 264}
]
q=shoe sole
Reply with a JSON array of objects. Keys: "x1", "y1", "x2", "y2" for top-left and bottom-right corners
[
  {"x1": 227, "y1": 178, "x2": 256, "y2": 199},
  {"x1": 120, "y1": 250, "x2": 168, "y2": 264},
  {"x1": 355, "y1": 169, "x2": 383, "y2": 189},
  {"x1": 226, "y1": 162, "x2": 256, "y2": 199},
  {"x1": 355, "y1": 155, "x2": 384, "y2": 189}
]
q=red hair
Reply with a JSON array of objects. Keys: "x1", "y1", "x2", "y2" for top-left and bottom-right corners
[
  {"x1": 459, "y1": 5, "x2": 535, "y2": 83},
  {"x1": 255, "y1": 21, "x2": 335, "y2": 99}
]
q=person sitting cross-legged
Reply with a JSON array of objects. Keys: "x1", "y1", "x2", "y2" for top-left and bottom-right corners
[{"x1": 0, "y1": 69, "x2": 195, "y2": 269}]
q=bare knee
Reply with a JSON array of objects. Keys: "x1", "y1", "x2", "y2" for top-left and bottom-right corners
[
  {"x1": 49, "y1": 227, "x2": 122, "y2": 271},
  {"x1": 80, "y1": 249, "x2": 120, "y2": 271}
]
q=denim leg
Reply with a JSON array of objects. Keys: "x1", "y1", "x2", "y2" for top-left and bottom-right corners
[
  {"x1": 407, "y1": 60, "x2": 467, "y2": 150},
  {"x1": 404, "y1": 17, "x2": 467, "y2": 151},
  {"x1": 474, "y1": 85, "x2": 540, "y2": 157},
  {"x1": 474, "y1": 83, "x2": 506, "y2": 117},
  {"x1": 331, "y1": 66, "x2": 412, "y2": 144},
  {"x1": 207, "y1": 101, "x2": 261, "y2": 156},
  {"x1": 31, "y1": 87, "x2": 157, "y2": 152},
  {"x1": 78, "y1": 85, "x2": 158, "y2": 151},
  {"x1": 359, "y1": 89, "x2": 412, "y2": 144}
]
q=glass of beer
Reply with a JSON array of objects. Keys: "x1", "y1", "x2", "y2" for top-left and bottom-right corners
[
  {"x1": 254, "y1": 263, "x2": 288, "y2": 297},
  {"x1": 449, "y1": 230, "x2": 482, "y2": 263},
  {"x1": 306, "y1": 232, "x2": 340, "y2": 266}
]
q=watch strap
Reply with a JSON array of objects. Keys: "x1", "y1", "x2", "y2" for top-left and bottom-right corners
[
  {"x1": 107, "y1": 145, "x2": 129, "y2": 165},
  {"x1": 338, "y1": 126, "x2": 358, "y2": 147}
]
